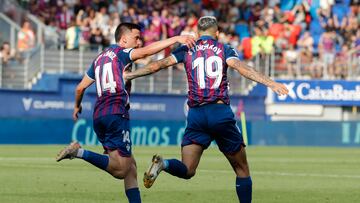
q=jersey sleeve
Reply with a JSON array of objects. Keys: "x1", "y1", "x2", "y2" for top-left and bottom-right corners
[
  {"x1": 117, "y1": 48, "x2": 134, "y2": 65},
  {"x1": 86, "y1": 63, "x2": 95, "y2": 80},
  {"x1": 224, "y1": 45, "x2": 240, "y2": 61},
  {"x1": 171, "y1": 45, "x2": 188, "y2": 63}
]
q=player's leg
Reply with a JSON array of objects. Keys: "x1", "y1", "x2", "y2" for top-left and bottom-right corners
[
  {"x1": 56, "y1": 115, "x2": 112, "y2": 170},
  {"x1": 143, "y1": 144, "x2": 204, "y2": 188},
  {"x1": 56, "y1": 141, "x2": 134, "y2": 179},
  {"x1": 224, "y1": 147, "x2": 252, "y2": 203},
  {"x1": 210, "y1": 104, "x2": 252, "y2": 203},
  {"x1": 165, "y1": 144, "x2": 204, "y2": 179},
  {"x1": 56, "y1": 141, "x2": 110, "y2": 171},
  {"x1": 143, "y1": 106, "x2": 209, "y2": 188},
  {"x1": 123, "y1": 156, "x2": 141, "y2": 203},
  {"x1": 57, "y1": 115, "x2": 141, "y2": 202}
]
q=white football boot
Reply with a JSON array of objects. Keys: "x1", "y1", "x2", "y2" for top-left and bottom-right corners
[
  {"x1": 56, "y1": 141, "x2": 81, "y2": 162},
  {"x1": 143, "y1": 154, "x2": 164, "y2": 188}
]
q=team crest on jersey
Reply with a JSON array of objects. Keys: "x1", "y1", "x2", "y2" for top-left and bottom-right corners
[
  {"x1": 233, "y1": 48, "x2": 239, "y2": 57},
  {"x1": 123, "y1": 48, "x2": 132, "y2": 53}
]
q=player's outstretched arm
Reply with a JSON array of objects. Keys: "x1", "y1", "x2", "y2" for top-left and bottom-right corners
[
  {"x1": 124, "y1": 56, "x2": 177, "y2": 81},
  {"x1": 130, "y1": 35, "x2": 195, "y2": 61},
  {"x1": 227, "y1": 58, "x2": 289, "y2": 96},
  {"x1": 73, "y1": 75, "x2": 94, "y2": 121}
]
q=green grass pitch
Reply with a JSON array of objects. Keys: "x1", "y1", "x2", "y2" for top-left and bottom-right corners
[{"x1": 1, "y1": 145, "x2": 360, "y2": 203}]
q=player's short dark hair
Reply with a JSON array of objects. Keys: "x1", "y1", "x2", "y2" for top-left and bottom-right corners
[
  {"x1": 114, "y1": 23, "x2": 141, "y2": 42},
  {"x1": 197, "y1": 16, "x2": 218, "y2": 32}
]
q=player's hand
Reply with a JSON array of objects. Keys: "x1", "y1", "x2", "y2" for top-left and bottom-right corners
[
  {"x1": 176, "y1": 35, "x2": 196, "y2": 48},
  {"x1": 73, "y1": 105, "x2": 82, "y2": 121},
  {"x1": 270, "y1": 82, "x2": 289, "y2": 96}
]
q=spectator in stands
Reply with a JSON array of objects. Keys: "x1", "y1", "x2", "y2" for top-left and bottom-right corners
[
  {"x1": 94, "y1": 6, "x2": 110, "y2": 35},
  {"x1": 65, "y1": 19, "x2": 81, "y2": 50},
  {"x1": 56, "y1": 4, "x2": 74, "y2": 44},
  {"x1": 16, "y1": 0, "x2": 360, "y2": 80},
  {"x1": 56, "y1": 4, "x2": 73, "y2": 30},
  {"x1": 297, "y1": 31, "x2": 314, "y2": 70},
  {"x1": 108, "y1": 0, "x2": 127, "y2": 14},
  {"x1": 0, "y1": 42, "x2": 16, "y2": 65},
  {"x1": 180, "y1": 25, "x2": 196, "y2": 37},
  {"x1": 309, "y1": 57, "x2": 325, "y2": 78},
  {"x1": 143, "y1": 24, "x2": 160, "y2": 46},
  {"x1": 150, "y1": 10, "x2": 164, "y2": 38},
  {"x1": 273, "y1": 3, "x2": 287, "y2": 23},
  {"x1": 292, "y1": 4, "x2": 307, "y2": 31},
  {"x1": 335, "y1": 44, "x2": 349, "y2": 78},
  {"x1": 250, "y1": 2, "x2": 262, "y2": 22},
  {"x1": 167, "y1": 15, "x2": 184, "y2": 38},
  {"x1": 284, "y1": 44, "x2": 299, "y2": 77},
  {"x1": 89, "y1": 27, "x2": 107, "y2": 50},
  {"x1": 319, "y1": 30, "x2": 336, "y2": 78},
  {"x1": 17, "y1": 20, "x2": 36, "y2": 58},
  {"x1": 76, "y1": 10, "x2": 91, "y2": 47}
]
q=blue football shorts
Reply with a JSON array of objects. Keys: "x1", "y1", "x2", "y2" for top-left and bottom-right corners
[
  {"x1": 93, "y1": 114, "x2": 132, "y2": 157},
  {"x1": 182, "y1": 103, "x2": 245, "y2": 154}
]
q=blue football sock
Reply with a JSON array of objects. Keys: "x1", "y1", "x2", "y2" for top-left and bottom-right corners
[
  {"x1": 125, "y1": 187, "x2": 141, "y2": 203},
  {"x1": 81, "y1": 150, "x2": 109, "y2": 171},
  {"x1": 163, "y1": 159, "x2": 189, "y2": 179},
  {"x1": 236, "y1": 176, "x2": 252, "y2": 203}
]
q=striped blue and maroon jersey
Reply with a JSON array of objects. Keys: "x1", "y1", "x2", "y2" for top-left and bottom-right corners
[
  {"x1": 171, "y1": 35, "x2": 239, "y2": 107},
  {"x1": 86, "y1": 44, "x2": 133, "y2": 119}
]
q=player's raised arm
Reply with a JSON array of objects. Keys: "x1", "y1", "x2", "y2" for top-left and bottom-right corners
[
  {"x1": 227, "y1": 58, "x2": 289, "y2": 96},
  {"x1": 124, "y1": 56, "x2": 177, "y2": 81},
  {"x1": 130, "y1": 35, "x2": 195, "y2": 61}
]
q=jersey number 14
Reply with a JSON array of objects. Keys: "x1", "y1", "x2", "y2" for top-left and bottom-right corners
[
  {"x1": 192, "y1": 56, "x2": 223, "y2": 89},
  {"x1": 95, "y1": 62, "x2": 117, "y2": 97}
]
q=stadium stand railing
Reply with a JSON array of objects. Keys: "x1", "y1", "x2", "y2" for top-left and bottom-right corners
[
  {"x1": 0, "y1": 12, "x2": 21, "y2": 53},
  {"x1": 1, "y1": 0, "x2": 358, "y2": 93},
  {"x1": 0, "y1": 0, "x2": 58, "y2": 48},
  {"x1": 1, "y1": 38, "x2": 358, "y2": 93},
  {"x1": 38, "y1": 44, "x2": 256, "y2": 95}
]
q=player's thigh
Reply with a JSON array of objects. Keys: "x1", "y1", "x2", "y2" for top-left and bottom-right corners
[
  {"x1": 224, "y1": 146, "x2": 250, "y2": 177},
  {"x1": 182, "y1": 107, "x2": 213, "y2": 150},
  {"x1": 101, "y1": 114, "x2": 132, "y2": 157},
  {"x1": 181, "y1": 144, "x2": 204, "y2": 174},
  {"x1": 210, "y1": 105, "x2": 244, "y2": 154}
]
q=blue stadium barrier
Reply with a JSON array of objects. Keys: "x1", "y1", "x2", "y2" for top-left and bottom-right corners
[
  {"x1": 252, "y1": 121, "x2": 360, "y2": 147},
  {"x1": 273, "y1": 80, "x2": 360, "y2": 106},
  {"x1": 0, "y1": 76, "x2": 267, "y2": 120},
  {"x1": 1, "y1": 118, "x2": 359, "y2": 147}
]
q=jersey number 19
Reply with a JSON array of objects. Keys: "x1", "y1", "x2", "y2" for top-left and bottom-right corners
[{"x1": 192, "y1": 56, "x2": 223, "y2": 89}]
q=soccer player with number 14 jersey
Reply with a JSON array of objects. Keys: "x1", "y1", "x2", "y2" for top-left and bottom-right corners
[{"x1": 55, "y1": 23, "x2": 195, "y2": 203}]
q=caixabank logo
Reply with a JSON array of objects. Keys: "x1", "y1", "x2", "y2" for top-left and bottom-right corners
[{"x1": 274, "y1": 80, "x2": 360, "y2": 106}]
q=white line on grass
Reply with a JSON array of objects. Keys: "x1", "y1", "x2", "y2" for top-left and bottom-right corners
[
  {"x1": 198, "y1": 169, "x2": 360, "y2": 179},
  {"x1": 1, "y1": 157, "x2": 360, "y2": 179},
  {"x1": 0, "y1": 157, "x2": 54, "y2": 161}
]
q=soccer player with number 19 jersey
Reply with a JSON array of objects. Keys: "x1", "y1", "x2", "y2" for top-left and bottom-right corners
[
  {"x1": 125, "y1": 17, "x2": 289, "y2": 203},
  {"x1": 55, "y1": 23, "x2": 195, "y2": 203}
]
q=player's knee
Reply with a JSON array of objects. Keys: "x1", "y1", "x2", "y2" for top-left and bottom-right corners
[
  {"x1": 112, "y1": 170, "x2": 127, "y2": 179},
  {"x1": 185, "y1": 170, "x2": 196, "y2": 179},
  {"x1": 234, "y1": 162, "x2": 250, "y2": 176}
]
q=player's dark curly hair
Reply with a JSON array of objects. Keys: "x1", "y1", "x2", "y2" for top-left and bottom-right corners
[{"x1": 114, "y1": 23, "x2": 141, "y2": 43}]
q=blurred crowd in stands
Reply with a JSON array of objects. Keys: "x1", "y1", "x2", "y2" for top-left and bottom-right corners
[{"x1": 1, "y1": 0, "x2": 359, "y2": 79}]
